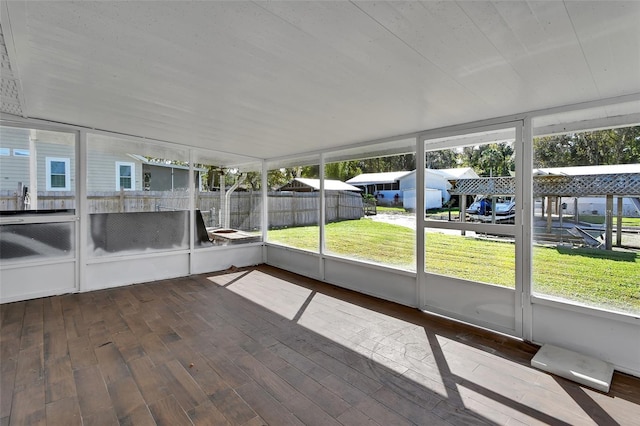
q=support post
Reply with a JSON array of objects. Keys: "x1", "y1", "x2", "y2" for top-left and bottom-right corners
[
  {"x1": 119, "y1": 187, "x2": 125, "y2": 212},
  {"x1": 29, "y1": 134, "x2": 37, "y2": 209},
  {"x1": 16, "y1": 182, "x2": 24, "y2": 210},
  {"x1": 605, "y1": 195, "x2": 613, "y2": 250},
  {"x1": 491, "y1": 196, "x2": 496, "y2": 224},
  {"x1": 574, "y1": 198, "x2": 579, "y2": 224},
  {"x1": 219, "y1": 170, "x2": 225, "y2": 227},
  {"x1": 546, "y1": 196, "x2": 552, "y2": 233},
  {"x1": 460, "y1": 195, "x2": 466, "y2": 236},
  {"x1": 616, "y1": 197, "x2": 623, "y2": 247},
  {"x1": 558, "y1": 197, "x2": 563, "y2": 243}
]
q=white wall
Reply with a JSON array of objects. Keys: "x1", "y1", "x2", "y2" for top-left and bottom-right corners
[
  {"x1": 403, "y1": 188, "x2": 442, "y2": 210},
  {"x1": 0, "y1": 261, "x2": 76, "y2": 303},
  {"x1": 266, "y1": 245, "x2": 417, "y2": 308},
  {"x1": 559, "y1": 196, "x2": 640, "y2": 217},
  {"x1": 531, "y1": 301, "x2": 640, "y2": 377},
  {"x1": 398, "y1": 169, "x2": 451, "y2": 202},
  {"x1": 87, "y1": 151, "x2": 143, "y2": 192}
]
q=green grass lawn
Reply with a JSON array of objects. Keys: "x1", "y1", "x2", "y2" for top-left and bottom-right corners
[
  {"x1": 376, "y1": 206, "x2": 410, "y2": 214},
  {"x1": 268, "y1": 219, "x2": 640, "y2": 313},
  {"x1": 268, "y1": 220, "x2": 415, "y2": 268},
  {"x1": 574, "y1": 215, "x2": 640, "y2": 227}
]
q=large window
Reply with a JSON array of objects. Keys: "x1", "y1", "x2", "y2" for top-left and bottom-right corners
[
  {"x1": 87, "y1": 134, "x2": 190, "y2": 256},
  {"x1": 532, "y1": 113, "x2": 640, "y2": 315},
  {"x1": 193, "y1": 150, "x2": 262, "y2": 248},
  {"x1": 323, "y1": 140, "x2": 417, "y2": 271},
  {"x1": 0, "y1": 126, "x2": 76, "y2": 264},
  {"x1": 0, "y1": 126, "x2": 76, "y2": 212},
  {"x1": 424, "y1": 127, "x2": 518, "y2": 288},
  {"x1": 267, "y1": 157, "x2": 320, "y2": 252}
]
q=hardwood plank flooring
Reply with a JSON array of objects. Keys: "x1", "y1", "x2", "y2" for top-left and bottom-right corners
[{"x1": 1, "y1": 264, "x2": 639, "y2": 425}]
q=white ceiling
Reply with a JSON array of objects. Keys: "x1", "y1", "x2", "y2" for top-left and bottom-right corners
[{"x1": 1, "y1": 1, "x2": 639, "y2": 161}]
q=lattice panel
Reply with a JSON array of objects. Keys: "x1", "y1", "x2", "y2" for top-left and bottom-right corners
[
  {"x1": 448, "y1": 177, "x2": 515, "y2": 195},
  {"x1": 449, "y1": 173, "x2": 640, "y2": 196},
  {"x1": 0, "y1": 25, "x2": 24, "y2": 116},
  {"x1": 533, "y1": 173, "x2": 640, "y2": 197}
]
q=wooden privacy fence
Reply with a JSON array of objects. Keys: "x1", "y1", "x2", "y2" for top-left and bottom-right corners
[
  {"x1": 268, "y1": 191, "x2": 364, "y2": 228},
  {"x1": 1, "y1": 190, "x2": 364, "y2": 230}
]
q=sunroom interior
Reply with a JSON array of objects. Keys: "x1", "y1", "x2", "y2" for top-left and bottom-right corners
[{"x1": 1, "y1": 1, "x2": 639, "y2": 425}]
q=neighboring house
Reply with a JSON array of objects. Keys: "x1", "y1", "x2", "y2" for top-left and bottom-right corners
[
  {"x1": 87, "y1": 150, "x2": 144, "y2": 192},
  {"x1": 0, "y1": 127, "x2": 200, "y2": 194},
  {"x1": 279, "y1": 178, "x2": 361, "y2": 192},
  {"x1": 399, "y1": 167, "x2": 479, "y2": 204},
  {"x1": 534, "y1": 164, "x2": 640, "y2": 217},
  {"x1": 345, "y1": 168, "x2": 480, "y2": 209},
  {"x1": 0, "y1": 127, "x2": 76, "y2": 195},
  {"x1": 88, "y1": 154, "x2": 202, "y2": 192},
  {"x1": 129, "y1": 155, "x2": 203, "y2": 191},
  {"x1": 346, "y1": 171, "x2": 411, "y2": 206},
  {"x1": 398, "y1": 167, "x2": 480, "y2": 210}
]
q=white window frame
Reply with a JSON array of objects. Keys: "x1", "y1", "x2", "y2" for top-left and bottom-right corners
[
  {"x1": 116, "y1": 161, "x2": 135, "y2": 191},
  {"x1": 46, "y1": 157, "x2": 71, "y2": 191}
]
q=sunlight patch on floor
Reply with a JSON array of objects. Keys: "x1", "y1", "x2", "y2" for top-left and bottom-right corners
[{"x1": 217, "y1": 270, "x2": 313, "y2": 320}]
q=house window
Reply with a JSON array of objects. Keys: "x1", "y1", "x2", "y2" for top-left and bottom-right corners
[
  {"x1": 46, "y1": 157, "x2": 71, "y2": 191},
  {"x1": 116, "y1": 162, "x2": 135, "y2": 190}
]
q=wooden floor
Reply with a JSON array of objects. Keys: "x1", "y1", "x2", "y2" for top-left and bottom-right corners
[{"x1": 1, "y1": 265, "x2": 639, "y2": 426}]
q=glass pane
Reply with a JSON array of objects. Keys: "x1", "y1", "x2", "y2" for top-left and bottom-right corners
[
  {"x1": 119, "y1": 177, "x2": 132, "y2": 189},
  {"x1": 532, "y1": 121, "x2": 640, "y2": 315},
  {"x1": 87, "y1": 134, "x2": 189, "y2": 256},
  {"x1": 0, "y1": 222, "x2": 75, "y2": 262},
  {"x1": 51, "y1": 175, "x2": 66, "y2": 188},
  {"x1": 193, "y1": 150, "x2": 262, "y2": 248},
  {"x1": 267, "y1": 161, "x2": 320, "y2": 252},
  {"x1": 425, "y1": 227, "x2": 515, "y2": 288},
  {"x1": 324, "y1": 151, "x2": 416, "y2": 271},
  {"x1": 88, "y1": 211, "x2": 189, "y2": 255},
  {"x1": 424, "y1": 130, "x2": 516, "y2": 226},
  {"x1": 422, "y1": 127, "x2": 517, "y2": 288},
  {"x1": 119, "y1": 165, "x2": 131, "y2": 177},
  {"x1": 0, "y1": 126, "x2": 75, "y2": 213},
  {"x1": 51, "y1": 161, "x2": 66, "y2": 174}
]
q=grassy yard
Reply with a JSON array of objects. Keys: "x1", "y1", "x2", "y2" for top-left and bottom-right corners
[
  {"x1": 574, "y1": 214, "x2": 640, "y2": 227},
  {"x1": 268, "y1": 219, "x2": 640, "y2": 314},
  {"x1": 376, "y1": 206, "x2": 410, "y2": 214},
  {"x1": 268, "y1": 220, "x2": 415, "y2": 269}
]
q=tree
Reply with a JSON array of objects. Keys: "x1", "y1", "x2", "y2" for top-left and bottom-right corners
[
  {"x1": 533, "y1": 126, "x2": 640, "y2": 167},
  {"x1": 460, "y1": 142, "x2": 513, "y2": 176},
  {"x1": 426, "y1": 149, "x2": 457, "y2": 169},
  {"x1": 360, "y1": 153, "x2": 415, "y2": 173},
  {"x1": 479, "y1": 145, "x2": 504, "y2": 177},
  {"x1": 325, "y1": 160, "x2": 362, "y2": 181},
  {"x1": 532, "y1": 135, "x2": 573, "y2": 167}
]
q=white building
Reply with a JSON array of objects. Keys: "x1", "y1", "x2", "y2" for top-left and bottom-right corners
[
  {"x1": 346, "y1": 171, "x2": 411, "y2": 206},
  {"x1": 399, "y1": 167, "x2": 480, "y2": 209}
]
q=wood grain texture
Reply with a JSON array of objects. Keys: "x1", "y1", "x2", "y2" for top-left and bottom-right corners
[{"x1": 2, "y1": 264, "x2": 639, "y2": 425}]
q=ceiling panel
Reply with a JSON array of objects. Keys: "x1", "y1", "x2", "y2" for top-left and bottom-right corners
[{"x1": 1, "y1": 1, "x2": 639, "y2": 160}]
